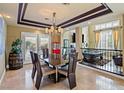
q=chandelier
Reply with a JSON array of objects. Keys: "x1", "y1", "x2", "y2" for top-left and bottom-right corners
[{"x1": 45, "y1": 12, "x2": 63, "y2": 33}]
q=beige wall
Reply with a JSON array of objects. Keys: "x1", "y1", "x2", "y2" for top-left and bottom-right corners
[
  {"x1": 88, "y1": 25, "x2": 95, "y2": 48},
  {"x1": 6, "y1": 25, "x2": 45, "y2": 65},
  {"x1": 0, "y1": 16, "x2": 7, "y2": 83}
]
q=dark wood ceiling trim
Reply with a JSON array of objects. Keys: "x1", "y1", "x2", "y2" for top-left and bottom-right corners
[
  {"x1": 21, "y1": 3, "x2": 51, "y2": 26},
  {"x1": 102, "y1": 3, "x2": 112, "y2": 12},
  {"x1": 17, "y1": 3, "x2": 113, "y2": 29},
  {"x1": 18, "y1": 21, "x2": 47, "y2": 28},
  {"x1": 62, "y1": 9, "x2": 112, "y2": 28},
  {"x1": 21, "y1": 19, "x2": 51, "y2": 26},
  {"x1": 17, "y1": 3, "x2": 23, "y2": 23},
  {"x1": 57, "y1": 4, "x2": 106, "y2": 27},
  {"x1": 21, "y1": 3, "x2": 28, "y2": 19},
  {"x1": 18, "y1": 3, "x2": 51, "y2": 27}
]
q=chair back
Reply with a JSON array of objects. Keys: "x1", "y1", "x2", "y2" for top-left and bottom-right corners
[
  {"x1": 34, "y1": 53, "x2": 43, "y2": 76},
  {"x1": 43, "y1": 48, "x2": 49, "y2": 58},
  {"x1": 68, "y1": 52, "x2": 78, "y2": 74},
  {"x1": 30, "y1": 51, "x2": 35, "y2": 64}
]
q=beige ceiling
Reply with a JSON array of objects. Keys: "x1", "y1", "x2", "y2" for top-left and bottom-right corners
[
  {"x1": 25, "y1": 3, "x2": 100, "y2": 25},
  {"x1": 0, "y1": 3, "x2": 124, "y2": 29}
]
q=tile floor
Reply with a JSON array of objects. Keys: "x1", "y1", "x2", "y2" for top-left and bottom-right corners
[{"x1": 1, "y1": 64, "x2": 124, "y2": 90}]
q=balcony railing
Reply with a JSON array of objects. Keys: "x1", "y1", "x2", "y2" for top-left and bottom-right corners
[{"x1": 80, "y1": 48, "x2": 123, "y2": 76}]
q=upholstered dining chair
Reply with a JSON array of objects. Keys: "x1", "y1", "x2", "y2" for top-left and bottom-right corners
[
  {"x1": 58, "y1": 52, "x2": 78, "y2": 89},
  {"x1": 42, "y1": 48, "x2": 49, "y2": 58},
  {"x1": 30, "y1": 51, "x2": 36, "y2": 79},
  {"x1": 34, "y1": 53, "x2": 56, "y2": 90},
  {"x1": 30, "y1": 51, "x2": 49, "y2": 79}
]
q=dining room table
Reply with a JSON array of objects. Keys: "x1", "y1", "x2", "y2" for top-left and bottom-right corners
[{"x1": 42, "y1": 54, "x2": 69, "y2": 82}]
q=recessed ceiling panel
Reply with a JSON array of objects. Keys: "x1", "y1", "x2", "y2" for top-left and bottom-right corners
[{"x1": 24, "y1": 3, "x2": 100, "y2": 25}]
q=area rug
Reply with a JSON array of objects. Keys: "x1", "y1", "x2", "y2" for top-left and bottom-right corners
[{"x1": 95, "y1": 59, "x2": 111, "y2": 66}]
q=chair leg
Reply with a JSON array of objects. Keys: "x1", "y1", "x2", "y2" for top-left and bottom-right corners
[
  {"x1": 35, "y1": 74, "x2": 42, "y2": 90},
  {"x1": 68, "y1": 73, "x2": 76, "y2": 89},
  {"x1": 32, "y1": 65, "x2": 36, "y2": 79}
]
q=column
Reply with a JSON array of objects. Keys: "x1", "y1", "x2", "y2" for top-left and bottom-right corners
[
  {"x1": 88, "y1": 25, "x2": 95, "y2": 48},
  {"x1": 75, "y1": 27, "x2": 83, "y2": 60}
]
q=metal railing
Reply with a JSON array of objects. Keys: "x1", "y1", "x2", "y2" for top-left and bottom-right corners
[{"x1": 81, "y1": 48, "x2": 123, "y2": 76}]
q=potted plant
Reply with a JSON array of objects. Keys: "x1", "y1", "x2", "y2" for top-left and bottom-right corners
[{"x1": 9, "y1": 39, "x2": 23, "y2": 70}]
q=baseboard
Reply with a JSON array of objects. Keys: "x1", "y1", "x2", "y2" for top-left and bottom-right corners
[
  {"x1": 0, "y1": 69, "x2": 6, "y2": 85},
  {"x1": 78, "y1": 63, "x2": 124, "y2": 80}
]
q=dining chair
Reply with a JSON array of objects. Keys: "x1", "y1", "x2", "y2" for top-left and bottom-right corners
[
  {"x1": 61, "y1": 52, "x2": 78, "y2": 69},
  {"x1": 34, "y1": 53, "x2": 56, "y2": 90},
  {"x1": 58, "y1": 52, "x2": 78, "y2": 89},
  {"x1": 42, "y1": 48, "x2": 49, "y2": 58},
  {"x1": 30, "y1": 51, "x2": 36, "y2": 79},
  {"x1": 30, "y1": 51, "x2": 49, "y2": 79}
]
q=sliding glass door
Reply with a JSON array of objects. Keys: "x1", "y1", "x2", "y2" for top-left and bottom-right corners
[
  {"x1": 21, "y1": 32, "x2": 49, "y2": 64},
  {"x1": 25, "y1": 36, "x2": 37, "y2": 61},
  {"x1": 38, "y1": 34, "x2": 49, "y2": 59}
]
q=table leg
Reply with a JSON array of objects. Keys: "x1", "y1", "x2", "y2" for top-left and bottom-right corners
[{"x1": 55, "y1": 67, "x2": 58, "y2": 82}]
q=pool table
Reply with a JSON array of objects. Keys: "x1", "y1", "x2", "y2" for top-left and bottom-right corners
[{"x1": 82, "y1": 50, "x2": 103, "y2": 63}]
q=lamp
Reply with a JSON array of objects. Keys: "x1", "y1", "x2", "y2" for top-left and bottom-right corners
[{"x1": 45, "y1": 12, "x2": 63, "y2": 34}]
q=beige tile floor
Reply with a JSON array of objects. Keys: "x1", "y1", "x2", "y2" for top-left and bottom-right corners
[{"x1": 1, "y1": 64, "x2": 124, "y2": 90}]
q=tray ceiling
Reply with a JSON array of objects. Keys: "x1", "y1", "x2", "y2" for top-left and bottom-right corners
[{"x1": 18, "y1": 3, "x2": 112, "y2": 28}]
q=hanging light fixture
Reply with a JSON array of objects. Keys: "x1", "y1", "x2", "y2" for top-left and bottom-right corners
[{"x1": 45, "y1": 12, "x2": 63, "y2": 34}]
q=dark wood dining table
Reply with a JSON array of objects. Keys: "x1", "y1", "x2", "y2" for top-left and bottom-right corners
[{"x1": 42, "y1": 55, "x2": 68, "y2": 82}]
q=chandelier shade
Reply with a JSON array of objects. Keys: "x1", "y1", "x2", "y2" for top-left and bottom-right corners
[{"x1": 45, "y1": 12, "x2": 63, "y2": 33}]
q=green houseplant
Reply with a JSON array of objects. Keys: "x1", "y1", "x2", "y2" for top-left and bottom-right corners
[
  {"x1": 9, "y1": 39, "x2": 23, "y2": 70},
  {"x1": 11, "y1": 39, "x2": 22, "y2": 54}
]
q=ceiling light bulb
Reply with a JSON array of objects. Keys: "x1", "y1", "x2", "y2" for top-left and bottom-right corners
[
  {"x1": 58, "y1": 27, "x2": 61, "y2": 32},
  {"x1": 60, "y1": 29, "x2": 64, "y2": 33},
  {"x1": 55, "y1": 30, "x2": 57, "y2": 33},
  {"x1": 0, "y1": 14, "x2": 2, "y2": 17},
  {"x1": 50, "y1": 26, "x2": 54, "y2": 30},
  {"x1": 6, "y1": 15, "x2": 11, "y2": 19},
  {"x1": 45, "y1": 28, "x2": 48, "y2": 33}
]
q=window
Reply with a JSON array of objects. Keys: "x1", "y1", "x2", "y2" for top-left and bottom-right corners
[
  {"x1": 98, "y1": 30, "x2": 114, "y2": 49},
  {"x1": 95, "y1": 20, "x2": 120, "y2": 49},
  {"x1": 95, "y1": 20, "x2": 120, "y2": 31}
]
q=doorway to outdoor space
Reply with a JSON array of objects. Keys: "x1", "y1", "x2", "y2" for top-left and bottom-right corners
[{"x1": 21, "y1": 32, "x2": 49, "y2": 64}]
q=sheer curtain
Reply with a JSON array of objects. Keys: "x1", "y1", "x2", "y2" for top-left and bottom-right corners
[
  {"x1": 112, "y1": 28, "x2": 119, "y2": 49},
  {"x1": 95, "y1": 20, "x2": 120, "y2": 49},
  {"x1": 95, "y1": 32, "x2": 100, "y2": 48},
  {"x1": 98, "y1": 30, "x2": 114, "y2": 49}
]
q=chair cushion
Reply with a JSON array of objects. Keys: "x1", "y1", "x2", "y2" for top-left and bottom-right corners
[
  {"x1": 42, "y1": 66, "x2": 56, "y2": 76},
  {"x1": 58, "y1": 65, "x2": 68, "y2": 76},
  {"x1": 60, "y1": 65, "x2": 68, "y2": 71}
]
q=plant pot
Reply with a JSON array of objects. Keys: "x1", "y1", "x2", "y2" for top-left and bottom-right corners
[{"x1": 9, "y1": 53, "x2": 23, "y2": 70}]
